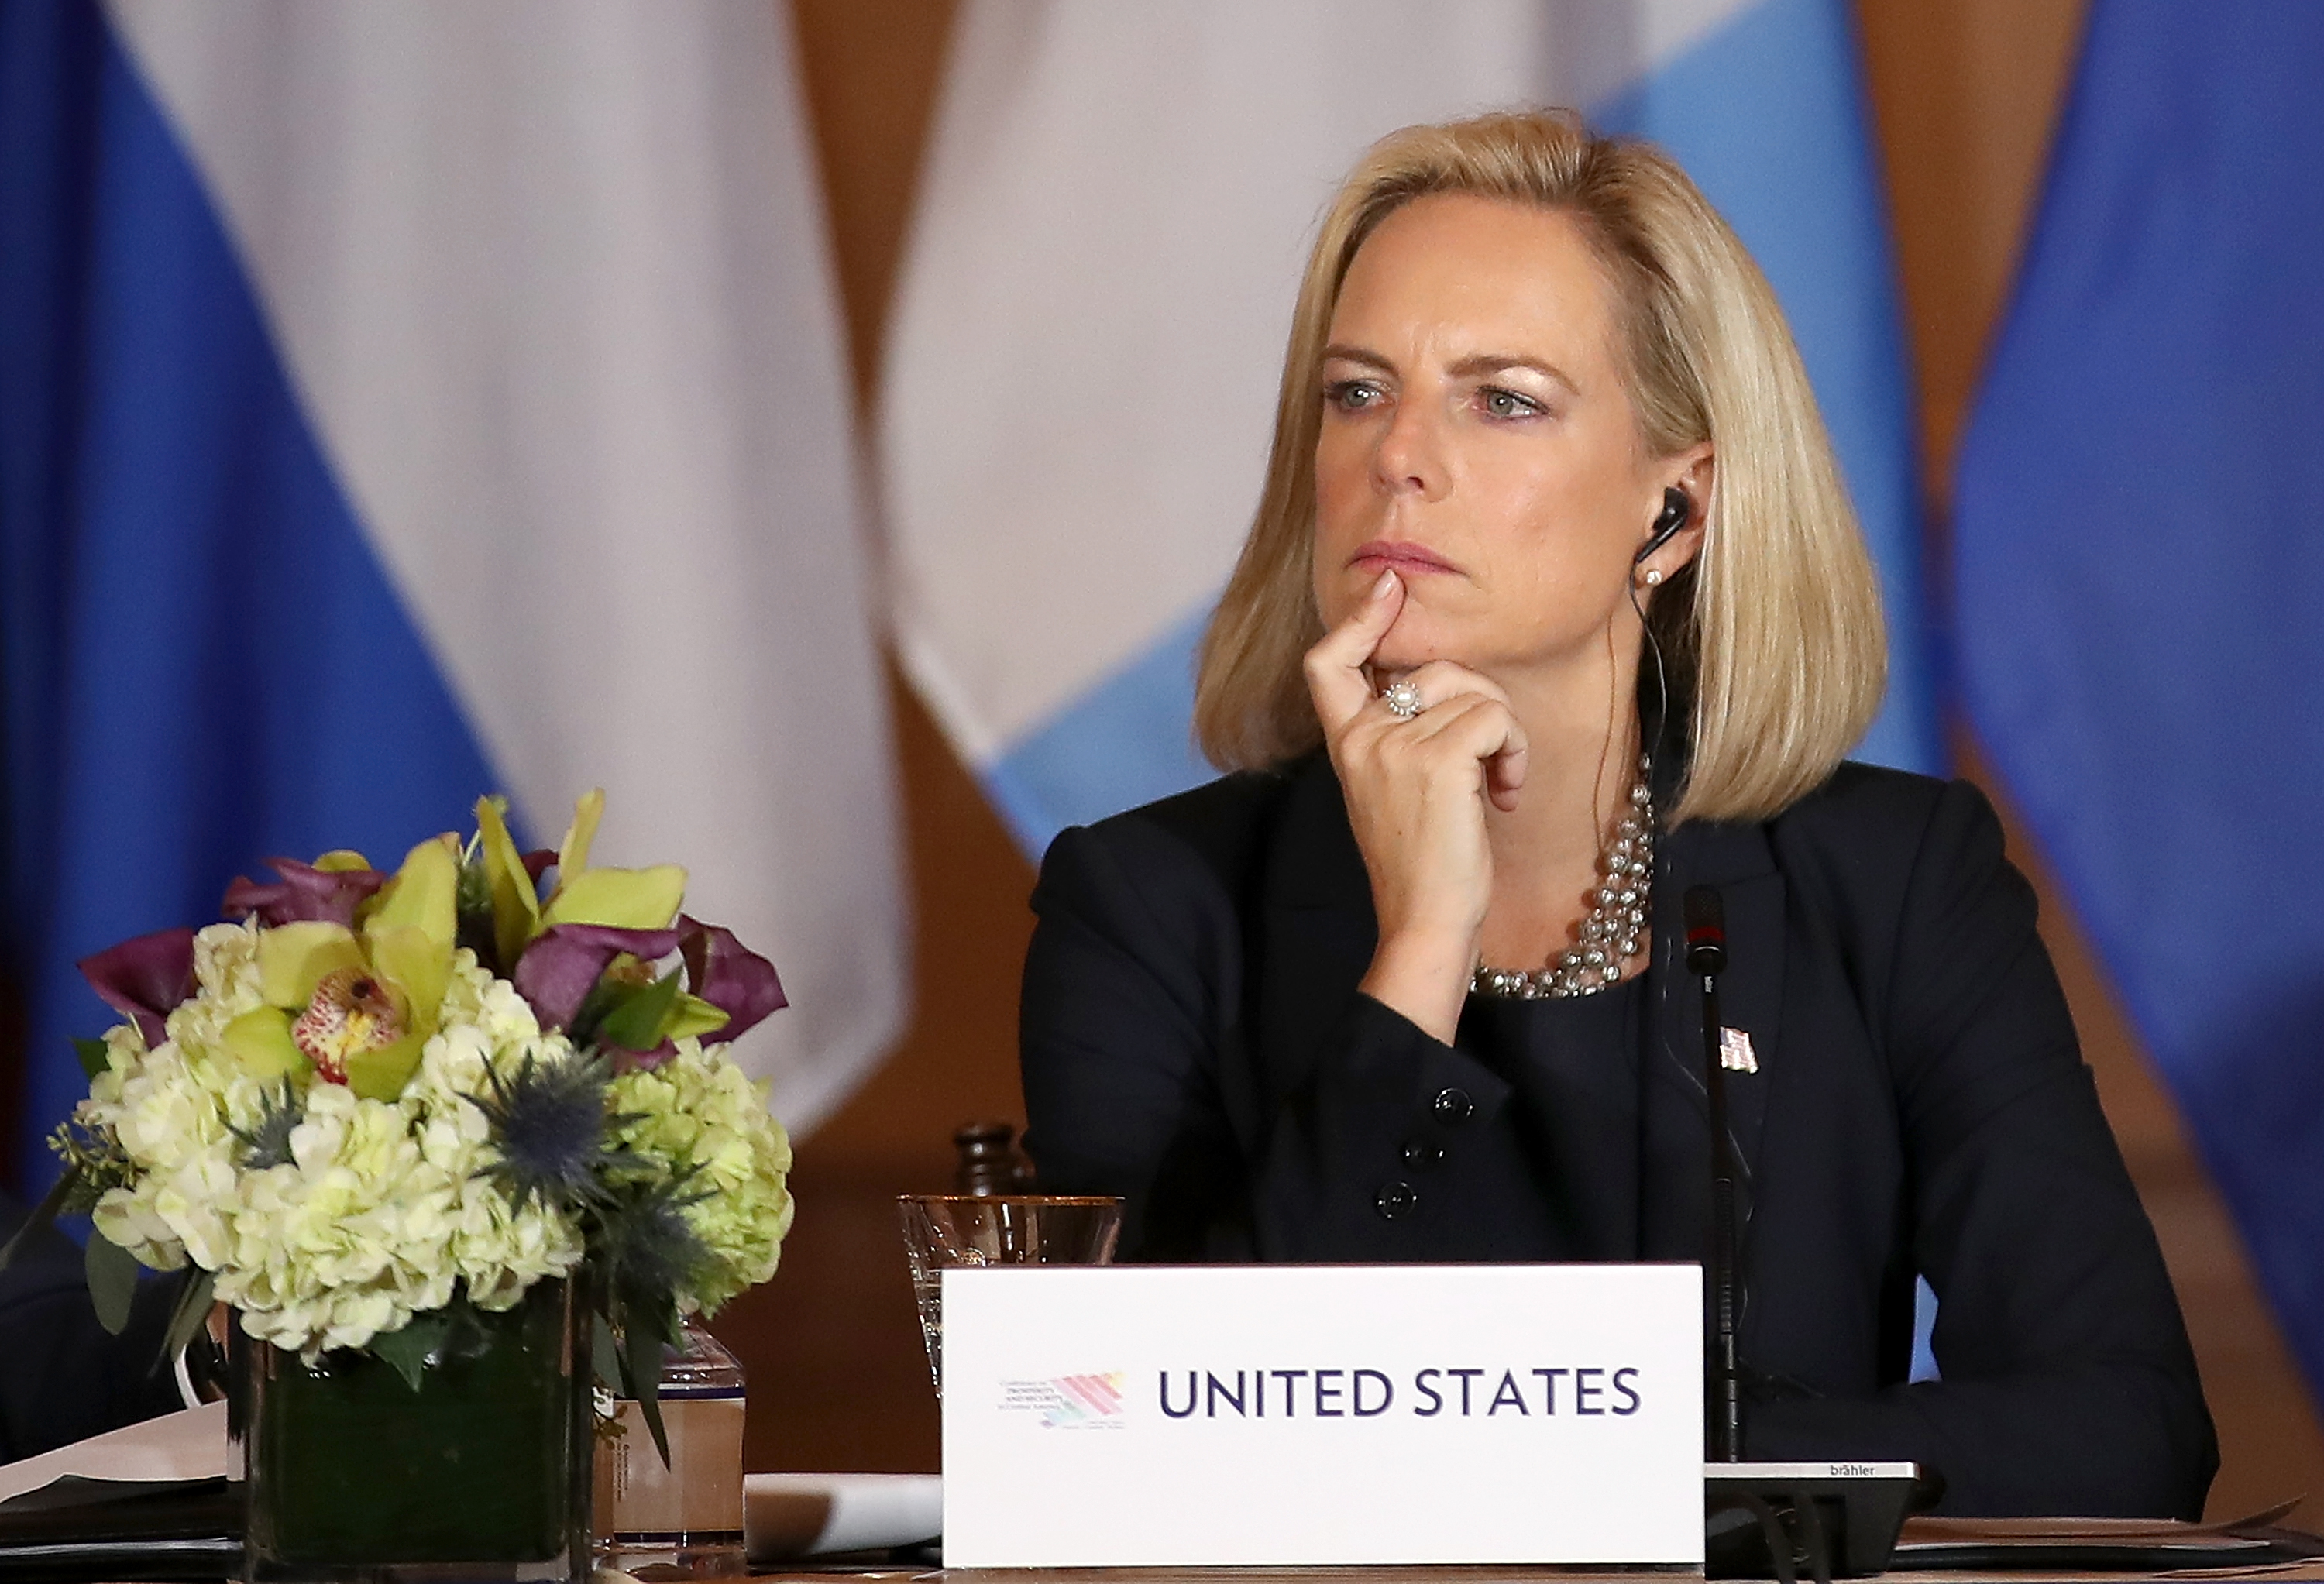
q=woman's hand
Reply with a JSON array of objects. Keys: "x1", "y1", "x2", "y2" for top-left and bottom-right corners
[{"x1": 1305, "y1": 569, "x2": 1528, "y2": 1043}]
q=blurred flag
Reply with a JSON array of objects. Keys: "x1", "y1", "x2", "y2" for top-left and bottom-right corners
[
  {"x1": 882, "y1": 0, "x2": 1935, "y2": 856},
  {"x1": 0, "y1": 0, "x2": 905, "y2": 1172},
  {"x1": 1954, "y1": 5, "x2": 2324, "y2": 1393}
]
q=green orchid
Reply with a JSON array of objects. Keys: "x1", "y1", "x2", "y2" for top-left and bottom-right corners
[
  {"x1": 219, "y1": 833, "x2": 462, "y2": 1101},
  {"x1": 473, "y1": 799, "x2": 541, "y2": 973},
  {"x1": 475, "y1": 789, "x2": 686, "y2": 963},
  {"x1": 542, "y1": 789, "x2": 687, "y2": 931},
  {"x1": 471, "y1": 792, "x2": 744, "y2": 1056}
]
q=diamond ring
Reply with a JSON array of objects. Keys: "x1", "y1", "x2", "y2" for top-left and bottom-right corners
[{"x1": 1382, "y1": 679, "x2": 1425, "y2": 720}]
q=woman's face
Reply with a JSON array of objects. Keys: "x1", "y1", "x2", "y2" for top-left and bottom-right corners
[{"x1": 1312, "y1": 194, "x2": 1697, "y2": 680}]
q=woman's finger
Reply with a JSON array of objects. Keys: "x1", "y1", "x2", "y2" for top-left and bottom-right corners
[
  {"x1": 1398, "y1": 672, "x2": 1526, "y2": 809},
  {"x1": 1401, "y1": 692, "x2": 1530, "y2": 813},
  {"x1": 1403, "y1": 690, "x2": 1515, "y2": 749},
  {"x1": 1305, "y1": 570, "x2": 1404, "y2": 730},
  {"x1": 1484, "y1": 723, "x2": 1529, "y2": 812},
  {"x1": 1372, "y1": 658, "x2": 1512, "y2": 719}
]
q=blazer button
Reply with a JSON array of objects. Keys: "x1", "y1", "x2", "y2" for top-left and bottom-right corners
[
  {"x1": 1401, "y1": 1139, "x2": 1444, "y2": 1170},
  {"x1": 1431, "y1": 1087, "x2": 1474, "y2": 1123},
  {"x1": 1375, "y1": 1180, "x2": 1418, "y2": 1220}
]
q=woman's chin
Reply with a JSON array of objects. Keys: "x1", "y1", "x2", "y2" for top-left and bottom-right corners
[{"x1": 1371, "y1": 633, "x2": 1454, "y2": 675}]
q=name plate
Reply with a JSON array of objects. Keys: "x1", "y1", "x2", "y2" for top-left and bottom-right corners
[{"x1": 940, "y1": 1263, "x2": 1703, "y2": 1568}]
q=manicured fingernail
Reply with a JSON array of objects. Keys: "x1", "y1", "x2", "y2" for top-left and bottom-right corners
[{"x1": 1373, "y1": 569, "x2": 1397, "y2": 599}]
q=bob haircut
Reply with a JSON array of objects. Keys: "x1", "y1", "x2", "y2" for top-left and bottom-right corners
[{"x1": 1192, "y1": 109, "x2": 1886, "y2": 826}]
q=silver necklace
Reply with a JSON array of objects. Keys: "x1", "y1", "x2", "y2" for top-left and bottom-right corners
[{"x1": 1470, "y1": 757, "x2": 1653, "y2": 1000}]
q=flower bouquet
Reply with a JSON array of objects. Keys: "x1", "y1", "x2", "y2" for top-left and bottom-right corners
[{"x1": 14, "y1": 791, "x2": 794, "y2": 1580}]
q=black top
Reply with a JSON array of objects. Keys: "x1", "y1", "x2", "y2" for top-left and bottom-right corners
[
  {"x1": 1019, "y1": 752, "x2": 2217, "y2": 1518},
  {"x1": 1456, "y1": 979, "x2": 1644, "y2": 1262}
]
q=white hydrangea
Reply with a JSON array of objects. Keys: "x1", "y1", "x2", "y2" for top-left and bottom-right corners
[
  {"x1": 165, "y1": 921, "x2": 268, "y2": 1061},
  {"x1": 80, "y1": 943, "x2": 584, "y2": 1359},
  {"x1": 610, "y1": 1039, "x2": 794, "y2": 1314}
]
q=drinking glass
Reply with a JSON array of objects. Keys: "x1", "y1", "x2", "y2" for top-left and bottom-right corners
[{"x1": 896, "y1": 1194, "x2": 1123, "y2": 1396}]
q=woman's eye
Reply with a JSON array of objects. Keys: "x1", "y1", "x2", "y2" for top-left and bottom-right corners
[
  {"x1": 1323, "y1": 379, "x2": 1385, "y2": 411},
  {"x1": 1478, "y1": 386, "x2": 1545, "y2": 421}
]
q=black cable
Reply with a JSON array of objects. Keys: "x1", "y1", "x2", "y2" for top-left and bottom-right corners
[{"x1": 1628, "y1": 576, "x2": 1672, "y2": 785}]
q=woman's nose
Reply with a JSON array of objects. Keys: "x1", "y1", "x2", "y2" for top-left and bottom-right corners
[{"x1": 1370, "y1": 400, "x2": 1447, "y2": 500}]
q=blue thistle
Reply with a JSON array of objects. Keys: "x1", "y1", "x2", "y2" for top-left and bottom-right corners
[
  {"x1": 229, "y1": 1082, "x2": 303, "y2": 1170},
  {"x1": 594, "y1": 1174, "x2": 713, "y2": 1307},
  {"x1": 467, "y1": 1052, "x2": 635, "y2": 1212}
]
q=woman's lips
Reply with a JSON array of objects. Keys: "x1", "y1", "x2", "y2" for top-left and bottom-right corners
[{"x1": 1350, "y1": 541, "x2": 1460, "y2": 576}]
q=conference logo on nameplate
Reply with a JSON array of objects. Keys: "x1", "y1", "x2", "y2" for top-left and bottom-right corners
[{"x1": 940, "y1": 1263, "x2": 1702, "y2": 1568}]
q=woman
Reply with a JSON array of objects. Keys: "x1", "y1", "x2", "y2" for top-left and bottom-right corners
[{"x1": 1018, "y1": 110, "x2": 2213, "y2": 1518}]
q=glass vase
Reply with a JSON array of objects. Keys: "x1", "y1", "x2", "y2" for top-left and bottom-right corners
[
  {"x1": 239, "y1": 1279, "x2": 590, "y2": 1584},
  {"x1": 593, "y1": 1319, "x2": 748, "y2": 1578}
]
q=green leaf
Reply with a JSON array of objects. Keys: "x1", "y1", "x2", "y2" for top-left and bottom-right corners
[
  {"x1": 592, "y1": 1313, "x2": 622, "y2": 1392},
  {"x1": 0, "y1": 1169, "x2": 80, "y2": 1273},
  {"x1": 632, "y1": 1347, "x2": 669, "y2": 1459},
  {"x1": 631, "y1": 1345, "x2": 671, "y2": 1470},
  {"x1": 612, "y1": 1294, "x2": 676, "y2": 1469},
  {"x1": 441, "y1": 1296, "x2": 491, "y2": 1362},
  {"x1": 84, "y1": 1233, "x2": 141, "y2": 1335},
  {"x1": 566, "y1": 977, "x2": 619, "y2": 1049},
  {"x1": 71, "y1": 1039, "x2": 110, "y2": 1081},
  {"x1": 370, "y1": 1311, "x2": 452, "y2": 1392},
  {"x1": 159, "y1": 1269, "x2": 218, "y2": 1376},
  {"x1": 663, "y1": 992, "x2": 730, "y2": 1042},
  {"x1": 598, "y1": 969, "x2": 682, "y2": 1053}
]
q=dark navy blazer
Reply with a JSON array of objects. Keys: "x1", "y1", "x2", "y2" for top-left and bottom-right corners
[{"x1": 1020, "y1": 754, "x2": 2216, "y2": 1518}]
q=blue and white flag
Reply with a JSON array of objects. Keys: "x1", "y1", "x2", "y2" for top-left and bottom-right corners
[
  {"x1": 0, "y1": 0, "x2": 906, "y2": 1171},
  {"x1": 881, "y1": 0, "x2": 1936, "y2": 857},
  {"x1": 1954, "y1": 4, "x2": 2324, "y2": 1395}
]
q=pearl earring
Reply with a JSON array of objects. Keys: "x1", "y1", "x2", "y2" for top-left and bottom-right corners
[{"x1": 1642, "y1": 568, "x2": 1664, "y2": 586}]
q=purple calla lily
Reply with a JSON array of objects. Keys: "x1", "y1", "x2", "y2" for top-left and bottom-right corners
[
  {"x1": 77, "y1": 928, "x2": 198, "y2": 1046},
  {"x1": 621, "y1": 1038, "x2": 678, "y2": 1072},
  {"x1": 513, "y1": 923, "x2": 682, "y2": 1032},
  {"x1": 677, "y1": 916, "x2": 786, "y2": 1044},
  {"x1": 223, "y1": 858, "x2": 387, "y2": 929}
]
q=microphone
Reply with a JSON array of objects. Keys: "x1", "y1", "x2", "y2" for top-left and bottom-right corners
[
  {"x1": 1685, "y1": 885, "x2": 1742, "y2": 1465},
  {"x1": 1684, "y1": 885, "x2": 1728, "y2": 975}
]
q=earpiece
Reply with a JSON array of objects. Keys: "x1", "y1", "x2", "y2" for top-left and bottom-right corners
[{"x1": 1633, "y1": 486, "x2": 1690, "y2": 568}]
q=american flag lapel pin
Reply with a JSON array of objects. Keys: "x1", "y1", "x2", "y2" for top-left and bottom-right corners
[{"x1": 1720, "y1": 1027, "x2": 1758, "y2": 1074}]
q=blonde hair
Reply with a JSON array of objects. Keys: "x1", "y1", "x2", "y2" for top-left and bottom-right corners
[{"x1": 1192, "y1": 109, "x2": 1886, "y2": 825}]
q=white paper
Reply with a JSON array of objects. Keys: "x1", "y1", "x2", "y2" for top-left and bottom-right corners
[
  {"x1": 0, "y1": 1402, "x2": 229, "y2": 1503},
  {"x1": 744, "y1": 1472, "x2": 940, "y2": 1558},
  {"x1": 941, "y1": 1264, "x2": 1703, "y2": 1568}
]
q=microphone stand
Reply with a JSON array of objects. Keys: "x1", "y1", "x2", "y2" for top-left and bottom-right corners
[
  {"x1": 1683, "y1": 885, "x2": 1742, "y2": 1464},
  {"x1": 1686, "y1": 886, "x2": 1930, "y2": 1581}
]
